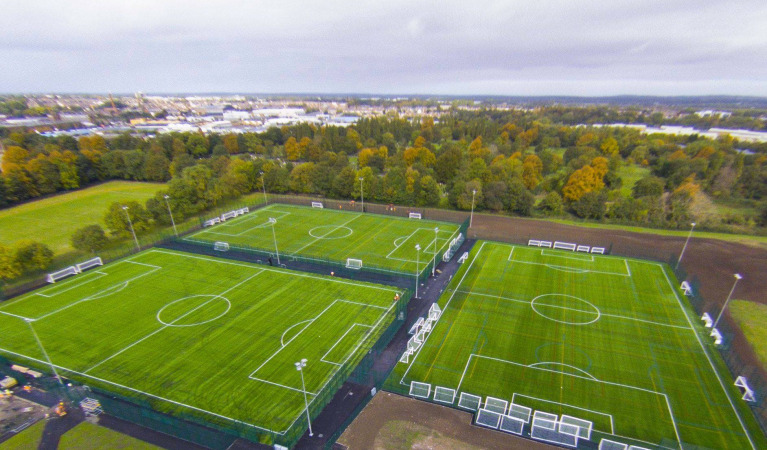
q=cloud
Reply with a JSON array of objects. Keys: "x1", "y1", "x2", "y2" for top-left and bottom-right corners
[{"x1": 0, "y1": 0, "x2": 765, "y2": 95}]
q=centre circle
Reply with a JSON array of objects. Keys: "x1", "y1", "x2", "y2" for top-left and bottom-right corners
[
  {"x1": 157, "y1": 295, "x2": 231, "y2": 327},
  {"x1": 308, "y1": 225, "x2": 353, "y2": 239},
  {"x1": 530, "y1": 294, "x2": 600, "y2": 325}
]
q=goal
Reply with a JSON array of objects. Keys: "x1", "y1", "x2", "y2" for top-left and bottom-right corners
[
  {"x1": 312, "y1": 201, "x2": 324, "y2": 208},
  {"x1": 221, "y1": 211, "x2": 237, "y2": 221},
  {"x1": 214, "y1": 241, "x2": 230, "y2": 252},
  {"x1": 409, "y1": 381, "x2": 431, "y2": 398},
  {"x1": 428, "y1": 303, "x2": 442, "y2": 321},
  {"x1": 408, "y1": 212, "x2": 422, "y2": 219},
  {"x1": 346, "y1": 258, "x2": 363, "y2": 269},
  {"x1": 47, "y1": 266, "x2": 78, "y2": 283},
  {"x1": 75, "y1": 257, "x2": 103, "y2": 273}
]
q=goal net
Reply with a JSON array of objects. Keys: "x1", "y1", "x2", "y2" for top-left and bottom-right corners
[
  {"x1": 560, "y1": 415, "x2": 593, "y2": 440},
  {"x1": 409, "y1": 381, "x2": 431, "y2": 399},
  {"x1": 409, "y1": 212, "x2": 422, "y2": 219},
  {"x1": 214, "y1": 241, "x2": 230, "y2": 252},
  {"x1": 507, "y1": 404, "x2": 532, "y2": 423},
  {"x1": 221, "y1": 211, "x2": 237, "y2": 221},
  {"x1": 531, "y1": 411, "x2": 578, "y2": 447},
  {"x1": 433, "y1": 386, "x2": 456, "y2": 404},
  {"x1": 346, "y1": 258, "x2": 362, "y2": 269},
  {"x1": 76, "y1": 257, "x2": 103, "y2": 273},
  {"x1": 599, "y1": 439, "x2": 628, "y2": 450},
  {"x1": 553, "y1": 241, "x2": 577, "y2": 251},
  {"x1": 499, "y1": 414, "x2": 525, "y2": 435},
  {"x1": 475, "y1": 409, "x2": 502, "y2": 429},
  {"x1": 484, "y1": 396, "x2": 508, "y2": 414},
  {"x1": 428, "y1": 303, "x2": 442, "y2": 321},
  {"x1": 47, "y1": 266, "x2": 78, "y2": 283},
  {"x1": 312, "y1": 201, "x2": 324, "y2": 208},
  {"x1": 458, "y1": 392, "x2": 482, "y2": 411}
]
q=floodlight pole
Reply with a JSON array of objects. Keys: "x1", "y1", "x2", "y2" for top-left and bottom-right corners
[
  {"x1": 470, "y1": 189, "x2": 476, "y2": 228},
  {"x1": 359, "y1": 177, "x2": 364, "y2": 213},
  {"x1": 269, "y1": 218, "x2": 280, "y2": 265},
  {"x1": 415, "y1": 244, "x2": 421, "y2": 298},
  {"x1": 432, "y1": 227, "x2": 439, "y2": 276},
  {"x1": 260, "y1": 171, "x2": 268, "y2": 204},
  {"x1": 295, "y1": 359, "x2": 313, "y2": 436},
  {"x1": 713, "y1": 274, "x2": 743, "y2": 329},
  {"x1": 163, "y1": 195, "x2": 178, "y2": 236},
  {"x1": 26, "y1": 319, "x2": 64, "y2": 386},
  {"x1": 122, "y1": 206, "x2": 140, "y2": 251},
  {"x1": 675, "y1": 222, "x2": 696, "y2": 271}
]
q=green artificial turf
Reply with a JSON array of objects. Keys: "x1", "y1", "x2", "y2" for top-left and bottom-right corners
[
  {"x1": 0, "y1": 249, "x2": 403, "y2": 444},
  {"x1": 184, "y1": 204, "x2": 462, "y2": 275},
  {"x1": 0, "y1": 419, "x2": 46, "y2": 450},
  {"x1": 0, "y1": 181, "x2": 164, "y2": 252},
  {"x1": 388, "y1": 241, "x2": 766, "y2": 449},
  {"x1": 58, "y1": 422, "x2": 159, "y2": 449}
]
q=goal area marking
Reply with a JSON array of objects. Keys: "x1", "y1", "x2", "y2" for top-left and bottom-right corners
[{"x1": 507, "y1": 246, "x2": 631, "y2": 277}]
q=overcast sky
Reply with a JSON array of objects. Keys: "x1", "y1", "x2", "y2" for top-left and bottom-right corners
[{"x1": 1, "y1": 0, "x2": 766, "y2": 96}]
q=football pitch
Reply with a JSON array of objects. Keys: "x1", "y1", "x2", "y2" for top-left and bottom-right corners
[
  {"x1": 183, "y1": 204, "x2": 463, "y2": 274},
  {"x1": 0, "y1": 249, "x2": 404, "y2": 443},
  {"x1": 390, "y1": 241, "x2": 766, "y2": 449}
]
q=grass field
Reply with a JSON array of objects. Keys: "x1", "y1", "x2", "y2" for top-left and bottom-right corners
[
  {"x1": 183, "y1": 204, "x2": 463, "y2": 275},
  {"x1": 0, "y1": 249, "x2": 403, "y2": 443},
  {"x1": 729, "y1": 300, "x2": 767, "y2": 373},
  {"x1": 58, "y1": 422, "x2": 158, "y2": 450},
  {"x1": 0, "y1": 419, "x2": 46, "y2": 450},
  {"x1": 389, "y1": 241, "x2": 765, "y2": 449},
  {"x1": 0, "y1": 181, "x2": 164, "y2": 252}
]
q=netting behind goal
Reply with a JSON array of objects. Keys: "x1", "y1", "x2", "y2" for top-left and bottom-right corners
[
  {"x1": 531, "y1": 411, "x2": 578, "y2": 447},
  {"x1": 409, "y1": 381, "x2": 431, "y2": 399},
  {"x1": 47, "y1": 266, "x2": 78, "y2": 283},
  {"x1": 214, "y1": 242, "x2": 230, "y2": 252},
  {"x1": 433, "y1": 386, "x2": 456, "y2": 404}
]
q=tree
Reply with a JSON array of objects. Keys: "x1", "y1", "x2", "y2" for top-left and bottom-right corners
[
  {"x1": 507, "y1": 180, "x2": 534, "y2": 216},
  {"x1": 332, "y1": 166, "x2": 357, "y2": 198},
  {"x1": 522, "y1": 154, "x2": 543, "y2": 190},
  {"x1": 104, "y1": 201, "x2": 151, "y2": 236},
  {"x1": 71, "y1": 225, "x2": 109, "y2": 253},
  {"x1": 483, "y1": 181, "x2": 509, "y2": 211},
  {"x1": 571, "y1": 191, "x2": 607, "y2": 219},
  {"x1": 633, "y1": 175, "x2": 665, "y2": 198},
  {"x1": 13, "y1": 241, "x2": 54, "y2": 273},
  {"x1": 600, "y1": 137, "x2": 619, "y2": 156},
  {"x1": 285, "y1": 137, "x2": 301, "y2": 161},
  {"x1": 0, "y1": 245, "x2": 21, "y2": 281},
  {"x1": 562, "y1": 165, "x2": 604, "y2": 201},
  {"x1": 223, "y1": 134, "x2": 240, "y2": 154},
  {"x1": 417, "y1": 175, "x2": 441, "y2": 206},
  {"x1": 538, "y1": 191, "x2": 563, "y2": 215},
  {"x1": 186, "y1": 133, "x2": 209, "y2": 157}
]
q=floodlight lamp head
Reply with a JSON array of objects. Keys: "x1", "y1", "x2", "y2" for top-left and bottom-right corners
[
  {"x1": 164, "y1": 195, "x2": 170, "y2": 199},
  {"x1": 269, "y1": 218, "x2": 277, "y2": 224},
  {"x1": 435, "y1": 227, "x2": 439, "y2": 232},
  {"x1": 415, "y1": 244, "x2": 421, "y2": 251},
  {"x1": 473, "y1": 189, "x2": 476, "y2": 195},
  {"x1": 122, "y1": 206, "x2": 128, "y2": 210},
  {"x1": 294, "y1": 362, "x2": 301, "y2": 370},
  {"x1": 691, "y1": 222, "x2": 696, "y2": 227},
  {"x1": 301, "y1": 358, "x2": 307, "y2": 364},
  {"x1": 735, "y1": 273, "x2": 743, "y2": 280}
]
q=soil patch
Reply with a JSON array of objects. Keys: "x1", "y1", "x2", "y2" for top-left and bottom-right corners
[{"x1": 337, "y1": 392, "x2": 552, "y2": 450}]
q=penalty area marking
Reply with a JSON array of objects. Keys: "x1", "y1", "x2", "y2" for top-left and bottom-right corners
[{"x1": 157, "y1": 295, "x2": 232, "y2": 327}]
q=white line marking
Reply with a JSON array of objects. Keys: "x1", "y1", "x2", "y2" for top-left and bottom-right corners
[
  {"x1": 656, "y1": 261, "x2": 757, "y2": 449},
  {"x1": 280, "y1": 319, "x2": 313, "y2": 348},
  {"x1": 321, "y1": 323, "x2": 373, "y2": 365},
  {"x1": 34, "y1": 266, "x2": 161, "y2": 321},
  {"x1": 148, "y1": 248, "x2": 400, "y2": 293},
  {"x1": 293, "y1": 214, "x2": 362, "y2": 254},
  {"x1": 85, "y1": 269, "x2": 264, "y2": 373},
  {"x1": 33, "y1": 271, "x2": 108, "y2": 298},
  {"x1": 512, "y1": 393, "x2": 615, "y2": 434}
]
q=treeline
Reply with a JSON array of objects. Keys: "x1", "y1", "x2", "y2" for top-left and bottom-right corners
[{"x1": 2, "y1": 108, "x2": 767, "y2": 249}]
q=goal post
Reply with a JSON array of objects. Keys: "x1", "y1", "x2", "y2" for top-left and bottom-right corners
[
  {"x1": 409, "y1": 381, "x2": 431, "y2": 399},
  {"x1": 75, "y1": 257, "x2": 103, "y2": 273},
  {"x1": 221, "y1": 211, "x2": 237, "y2": 221},
  {"x1": 47, "y1": 266, "x2": 78, "y2": 283},
  {"x1": 433, "y1": 386, "x2": 456, "y2": 404},
  {"x1": 214, "y1": 241, "x2": 230, "y2": 252},
  {"x1": 311, "y1": 201, "x2": 324, "y2": 208},
  {"x1": 346, "y1": 258, "x2": 362, "y2": 269},
  {"x1": 458, "y1": 392, "x2": 482, "y2": 411},
  {"x1": 408, "y1": 212, "x2": 422, "y2": 219},
  {"x1": 553, "y1": 241, "x2": 577, "y2": 251}
]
